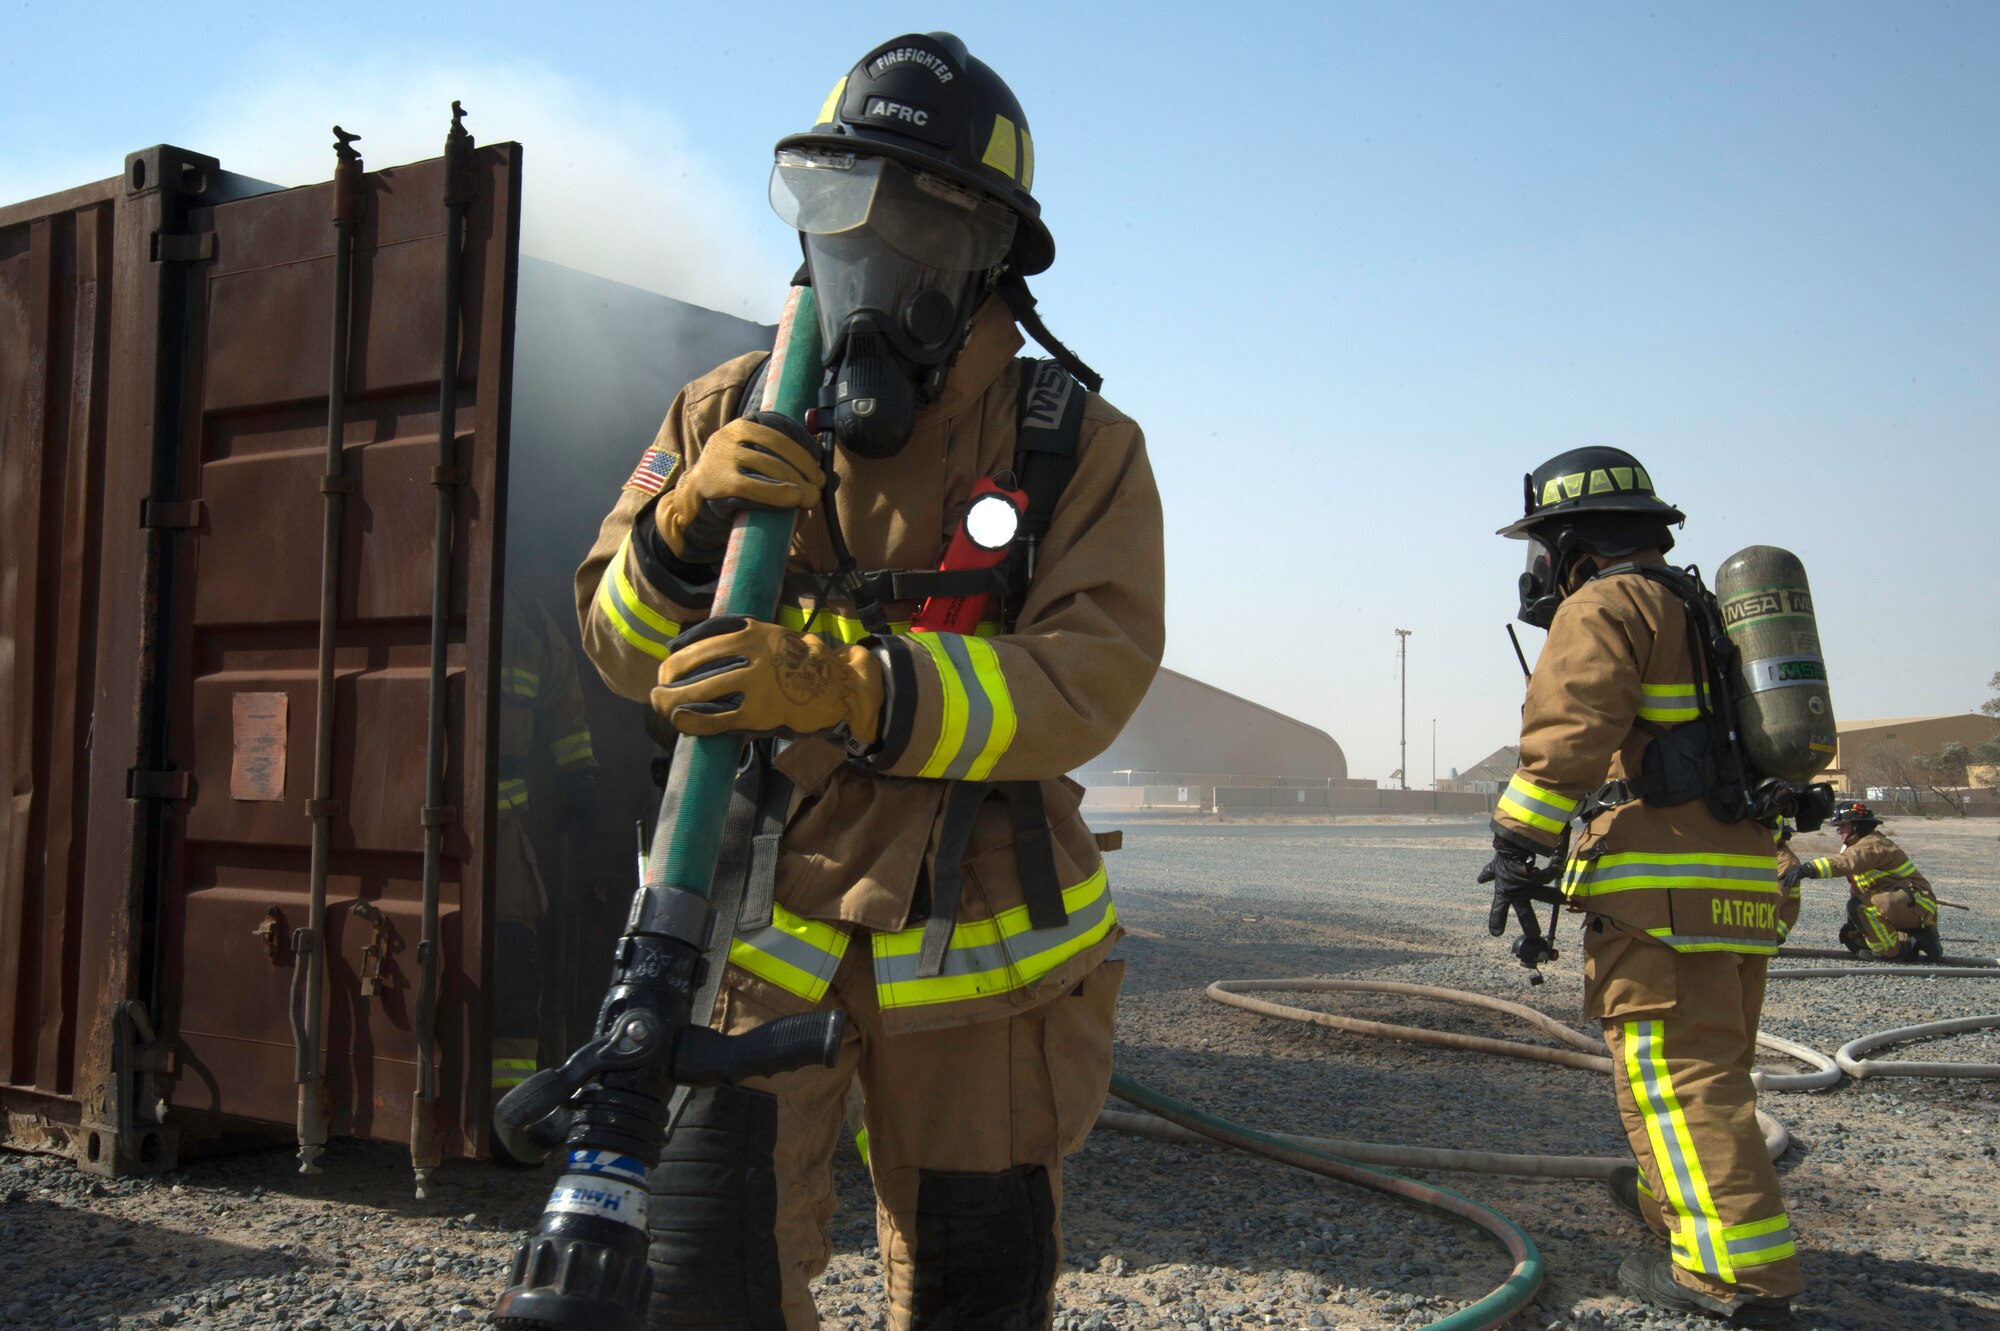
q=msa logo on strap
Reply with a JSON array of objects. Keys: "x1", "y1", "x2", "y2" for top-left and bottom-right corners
[
  {"x1": 1021, "y1": 361, "x2": 1076, "y2": 433},
  {"x1": 864, "y1": 97, "x2": 930, "y2": 126}
]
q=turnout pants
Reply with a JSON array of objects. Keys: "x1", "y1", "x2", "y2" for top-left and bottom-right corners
[
  {"x1": 491, "y1": 814, "x2": 547, "y2": 1096},
  {"x1": 661, "y1": 943, "x2": 1123, "y2": 1331},
  {"x1": 1585, "y1": 919, "x2": 1802, "y2": 1304},
  {"x1": 1850, "y1": 889, "x2": 1934, "y2": 958}
]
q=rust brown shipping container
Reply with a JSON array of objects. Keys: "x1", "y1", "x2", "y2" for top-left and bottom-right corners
[{"x1": 1, "y1": 133, "x2": 772, "y2": 1185}]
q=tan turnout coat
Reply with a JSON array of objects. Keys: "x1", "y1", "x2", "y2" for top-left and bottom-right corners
[
  {"x1": 574, "y1": 299, "x2": 1165, "y2": 1033},
  {"x1": 1494, "y1": 553, "x2": 1780, "y2": 955}
]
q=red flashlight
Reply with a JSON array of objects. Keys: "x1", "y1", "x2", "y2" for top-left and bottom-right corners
[{"x1": 910, "y1": 477, "x2": 1027, "y2": 634}]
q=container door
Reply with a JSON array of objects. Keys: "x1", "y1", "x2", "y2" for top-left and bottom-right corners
[{"x1": 152, "y1": 143, "x2": 520, "y2": 1158}]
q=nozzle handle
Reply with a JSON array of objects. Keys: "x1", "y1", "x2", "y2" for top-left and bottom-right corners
[{"x1": 672, "y1": 1010, "x2": 846, "y2": 1086}]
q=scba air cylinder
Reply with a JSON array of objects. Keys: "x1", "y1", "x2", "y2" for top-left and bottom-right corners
[{"x1": 1716, "y1": 545, "x2": 1836, "y2": 783}]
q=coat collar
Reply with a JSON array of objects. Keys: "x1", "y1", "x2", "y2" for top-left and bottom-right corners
[{"x1": 920, "y1": 296, "x2": 1024, "y2": 426}]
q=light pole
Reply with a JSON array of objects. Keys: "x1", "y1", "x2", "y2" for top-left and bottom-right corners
[{"x1": 1395, "y1": 629, "x2": 1412, "y2": 791}]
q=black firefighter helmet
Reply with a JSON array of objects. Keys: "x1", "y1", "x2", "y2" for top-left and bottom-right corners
[
  {"x1": 1500, "y1": 446, "x2": 1687, "y2": 628},
  {"x1": 1828, "y1": 801, "x2": 1881, "y2": 834},
  {"x1": 778, "y1": 31, "x2": 1053, "y2": 276}
]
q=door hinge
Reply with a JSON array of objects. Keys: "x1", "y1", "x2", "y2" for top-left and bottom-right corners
[
  {"x1": 127, "y1": 769, "x2": 194, "y2": 801},
  {"x1": 151, "y1": 231, "x2": 216, "y2": 263},
  {"x1": 140, "y1": 498, "x2": 206, "y2": 529}
]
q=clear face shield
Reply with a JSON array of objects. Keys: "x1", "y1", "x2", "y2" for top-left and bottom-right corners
[{"x1": 770, "y1": 149, "x2": 1018, "y2": 365}]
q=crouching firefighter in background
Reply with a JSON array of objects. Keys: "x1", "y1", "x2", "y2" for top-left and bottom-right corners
[
  {"x1": 1479, "y1": 447, "x2": 1836, "y2": 1329},
  {"x1": 1785, "y1": 801, "x2": 1943, "y2": 961},
  {"x1": 571, "y1": 32, "x2": 1163, "y2": 1330}
]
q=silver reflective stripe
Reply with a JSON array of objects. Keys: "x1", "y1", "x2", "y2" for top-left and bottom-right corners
[
  {"x1": 1503, "y1": 785, "x2": 1574, "y2": 826},
  {"x1": 1632, "y1": 1023, "x2": 1725, "y2": 1277},
  {"x1": 737, "y1": 922, "x2": 843, "y2": 982},
  {"x1": 1730, "y1": 1226, "x2": 1795, "y2": 1257},
  {"x1": 936, "y1": 633, "x2": 994, "y2": 782},
  {"x1": 1586, "y1": 860, "x2": 1776, "y2": 887},
  {"x1": 873, "y1": 889, "x2": 1114, "y2": 987},
  {"x1": 1651, "y1": 934, "x2": 1779, "y2": 952}
]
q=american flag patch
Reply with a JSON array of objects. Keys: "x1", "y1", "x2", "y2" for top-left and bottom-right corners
[{"x1": 624, "y1": 447, "x2": 680, "y2": 495}]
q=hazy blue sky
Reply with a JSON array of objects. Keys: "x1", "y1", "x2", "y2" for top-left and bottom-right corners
[{"x1": 8, "y1": 2, "x2": 1996, "y2": 782}]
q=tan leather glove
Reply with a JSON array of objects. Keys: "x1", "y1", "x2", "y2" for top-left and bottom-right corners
[
  {"x1": 655, "y1": 411, "x2": 824, "y2": 564},
  {"x1": 653, "y1": 616, "x2": 883, "y2": 744}
]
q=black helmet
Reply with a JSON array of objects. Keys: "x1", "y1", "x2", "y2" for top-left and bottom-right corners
[
  {"x1": 1828, "y1": 801, "x2": 1881, "y2": 833},
  {"x1": 1498, "y1": 446, "x2": 1686, "y2": 539},
  {"x1": 777, "y1": 32, "x2": 1054, "y2": 275}
]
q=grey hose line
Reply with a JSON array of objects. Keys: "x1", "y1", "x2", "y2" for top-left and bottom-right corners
[
  {"x1": 1098, "y1": 978, "x2": 1807, "y2": 1178},
  {"x1": 1771, "y1": 966, "x2": 2000, "y2": 980},
  {"x1": 1095, "y1": 1109, "x2": 1790, "y2": 1179},
  {"x1": 1778, "y1": 947, "x2": 1999, "y2": 969},
  {"x1": 1835, "y1": 1014, "x2": 2000, "y2": 1080},
  {"x1": 1205, "y1": 978, "x2": 1840, "y2": 1090}
]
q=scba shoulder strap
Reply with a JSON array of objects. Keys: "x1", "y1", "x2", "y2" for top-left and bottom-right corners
[
  {"x1": 1579, "y1": 561, "x2": 1753, "y2": 823},
  {"x1": 725, "y1": 354, "x2": 1093, "y2": 951}
]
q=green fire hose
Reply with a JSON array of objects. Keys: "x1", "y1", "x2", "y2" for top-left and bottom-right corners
[{"x1": 1109, "y1": 1073, "x2": 1544, "y2": 1331}]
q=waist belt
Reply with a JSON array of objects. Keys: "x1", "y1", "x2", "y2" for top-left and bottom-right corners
[{"x1": 782, "y1": 566, "x2": 1009, "y2": 611}]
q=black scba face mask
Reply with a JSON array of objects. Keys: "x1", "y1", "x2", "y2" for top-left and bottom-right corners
[
  {"x1": 1517, "y1": 533, "x2": 1567, "y2": 630},
  {"x1": 771, "y1": 150, "x2": 1016, "y2": 458}
]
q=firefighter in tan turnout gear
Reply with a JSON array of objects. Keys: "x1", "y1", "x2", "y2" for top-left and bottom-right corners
[
  {"x1": 1785, "y1": 801, "x2": 1943, "y2": 961},
  {"x1": 493, "y1": 594, "x2": 598, "y2": 1107},
  {"x1": 1483, "y1": 447, "x2": 1800, "y2": 1328},
  {"x1": 575, "y1": 31, "x2": 1162, "y2": 1331}
]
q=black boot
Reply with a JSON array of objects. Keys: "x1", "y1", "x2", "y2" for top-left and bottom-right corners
[
  {"x1": 1911, "y1": 925, "x2": 1945, "y2": 962},
  {"x1": 1617, "y1": 1251, "x2": 1795, "y2": 1327},
  {"x1": 1607, "y1": 1165, "x2": 1644, "y2": 1221},
  {"x1": 1836, "y1": 921, "x2": 1864, "y2": 955}
]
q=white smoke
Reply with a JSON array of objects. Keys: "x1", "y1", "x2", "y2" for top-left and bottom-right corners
[{"x1": 176, "y1": 57, "x2": 794, "y2": 317}]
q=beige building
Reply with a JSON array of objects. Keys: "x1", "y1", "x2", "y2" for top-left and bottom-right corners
[
  {"x1": 1825, "y1": 714, "x2": 1999, "y2": 796},
  {"x1": 1075, "y1": 666, "x2": 1347, "y2": 787}
]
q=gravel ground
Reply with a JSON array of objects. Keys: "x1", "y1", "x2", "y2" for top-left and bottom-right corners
[{"x1": 5, "y1": 816, "x2": 1996, "y2": 1330}]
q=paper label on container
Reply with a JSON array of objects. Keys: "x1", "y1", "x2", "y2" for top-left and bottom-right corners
[{"x1": 230, "y1": 692, "x2": 288, "y2": 801}]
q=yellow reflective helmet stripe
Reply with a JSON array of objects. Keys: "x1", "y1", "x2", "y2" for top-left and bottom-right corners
[
  {"x1": 817, "y1": 77, "x2": 848, "y2": 126},
  {"x1": 1020, "y1": 129, "x2": 1035, "y2": 190},
  {"x1": 982, "y1": 114, "x2": 1020, "y2": 180}
]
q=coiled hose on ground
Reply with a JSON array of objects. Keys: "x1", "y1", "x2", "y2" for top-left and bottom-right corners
[{"x1": 1100, "y1": 963, "x2": 1998, "y2": 1330}]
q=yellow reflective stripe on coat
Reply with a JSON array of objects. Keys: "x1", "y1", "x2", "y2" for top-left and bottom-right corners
[
  {"x1": 1565, "y1": 851, "x2": 1778, "y2": 896},
  {"x1": 873, "y1": 866, "x2": 1114, "y2": 1010},
  {"x1": 502, "y1": 666, "x2": 540, "y2": 699},
  {"x1": 597, "y1": 536, "x2": 680, "y2": 660},
  {"x1": 1624, "y1": 1020, "x2": 1735, "y2": 1283},
  {"x1": 1497, "y1": 773, "x2": 1578, "y2": 835},
  {"x1": 1855, "y1": 861, "x2": 1917, "y2": 888},
  {"x1": 1809, "y1": 856, "x2": 1838, "y2": 878},
  {"x1": 910, "y1": 632, "x2": 1018, "y2": 781},
  {"x1": 498, "y1": 778, "x2": 529, "y2": 811},
  {"x1": 774, "y1": 603, "x2": 1001, "y2": 645},
  {"x1": 729, "y1": 905, "x2": 852, "y2": 1003},
  {"x1": 491, "y1": 1058, "x2": 537, "y2": 1088},
  {"x1": 1637, "y1": 681, "x2": 1709, "y2": 724},
  {"x1": 551, "y1": 731, "x2": 595, "y2": 769}
]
